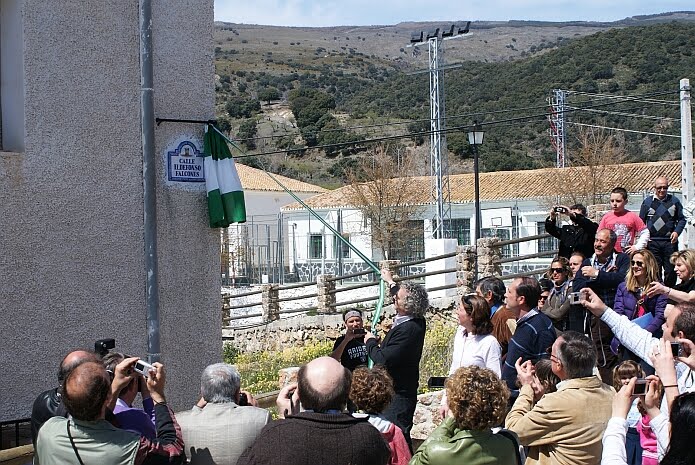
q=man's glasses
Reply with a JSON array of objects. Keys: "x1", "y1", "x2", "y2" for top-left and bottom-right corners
[
  {"x1": 550, "y1": 267, "x2": 565, "y2": 273},
  {"x1": 545, "y1": 347, "x2": 560, "y2": 363},
  {"x1": 655, "y1": 185, "x2": 669, "y2": 190},
  {"x1": 631, "y1": 260, "x2": 644, "y2": 267}
]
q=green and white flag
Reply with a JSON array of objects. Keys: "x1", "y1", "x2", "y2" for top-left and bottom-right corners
[{"x1": 204, "y1": 126, "x2": 246, "y2": 228}]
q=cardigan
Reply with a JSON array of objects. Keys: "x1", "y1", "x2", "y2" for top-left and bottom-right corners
[{"x1": 365, "y1": 317, "x2": 426, "y2": 398}]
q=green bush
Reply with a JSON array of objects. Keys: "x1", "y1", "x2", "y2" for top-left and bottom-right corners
[
  {"x1": 222, "y1": 317, "x2": 456, "y2": 396},
  {"x1": 224, "y1": 340, "x2": 333, "y2": 394},
  {"x1": 419, "y1": 318, "x2": 456, "y2": 393}
]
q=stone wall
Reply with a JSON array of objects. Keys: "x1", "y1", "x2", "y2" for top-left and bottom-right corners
[
  {"x1": 412, "y1": 390, "x2": 445, "y2": 440},
  {"x1": 225, "y1": 295, "x2": 458, "y2": 353}
]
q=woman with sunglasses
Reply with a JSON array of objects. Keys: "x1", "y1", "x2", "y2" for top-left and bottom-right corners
[
  {"x1": 646, "y1": 249, "x2": 695, "y2": 304},
  {"x1": 541, "y1": 257, "x2": 572, "y2": 332},
  {"x1": 439, "y1": 294, "x2": 501, "y2": 418},
  {"x1": 611, "y1": 250, "x2": 667, "y2": 366}
]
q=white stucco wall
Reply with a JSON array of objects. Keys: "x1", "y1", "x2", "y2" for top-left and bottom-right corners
[{"x1": 0, "y1": 0, "x2": 218, "y2": 420}]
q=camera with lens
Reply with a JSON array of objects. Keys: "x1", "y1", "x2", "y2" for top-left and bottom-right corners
[{"x1": 95, "y1": 338, "x2": 116, "y2": 357}]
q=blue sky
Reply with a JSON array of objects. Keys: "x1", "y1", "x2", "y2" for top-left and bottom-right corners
[{"x1": 214, "y1": 1, "x2": 694, "y2": 27}]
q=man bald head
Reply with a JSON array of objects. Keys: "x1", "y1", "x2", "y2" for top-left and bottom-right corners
[
  {"x1": 654, "y1": 175, "x2": 670, "y2": 200},
  {"x1": 62, "y1": 361, "x2": 111, "y2": 421},
  {"x1": 58, "y1": 350, "x2": 101, "y2": 384},
  {"x1": 297, "y1": 356, "x2": 351, "y2": 413}
]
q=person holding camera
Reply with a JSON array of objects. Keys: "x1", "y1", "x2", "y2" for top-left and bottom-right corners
[
  {"x1": 176, "y1": 363, "x2": 271, "y2": 465},
  {"x1": 545, "y1": 204, "x2": 598, "y2": 259},
  {"x1": 579, "y1": 287, "x2": 695, "y2": 413},
  {"x1": 331, "y1": 308, "x2": 369, "y2": 371},
  {"x1": 102, "y1": 351, "x2": 157, "y2": 439},
  {"x1": 35, "y1": 356, "x2": 185, "y2": 465}
]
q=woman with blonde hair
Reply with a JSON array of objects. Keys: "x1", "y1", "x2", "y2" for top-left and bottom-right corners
[
  {"x1": 412, "y1": 366, "x2": 519, "y2": 465},
  {"x1": 647, "y1": 249, "x2": 695, "y2": 303},
  {"x1": 614, "y1": 249, "x2": 667, "y2": 335},
  {"x1": 612, "y1": 250, "x2": 667, "y2": 374}
]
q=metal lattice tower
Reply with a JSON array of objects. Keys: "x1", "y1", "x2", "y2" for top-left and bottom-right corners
[
  {"x1": 548, "y1": 89, "x2": 567, "y2": 168},
  {"x1": 428, "y1": 37, "x2": 451, "y2": 239}
]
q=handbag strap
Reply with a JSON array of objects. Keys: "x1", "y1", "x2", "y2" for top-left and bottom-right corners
[{"x1": 66, "y1": 420, "x2": 86, "y2": 465}]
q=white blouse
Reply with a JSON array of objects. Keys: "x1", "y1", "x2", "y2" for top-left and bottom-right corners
[{"x1": 448, "y1": 327, "x2": 502, "y2": 378}]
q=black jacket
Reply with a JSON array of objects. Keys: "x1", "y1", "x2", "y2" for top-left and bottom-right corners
[
  {"x1": 365, "y1": 317, "x2": 426, "y2": 399},
  {"x1": 30, "y1": 388, "x2": 66, "y2": 446},
  {"x1": 545, "y1": 214, "x2": 598, "y2": 259}
]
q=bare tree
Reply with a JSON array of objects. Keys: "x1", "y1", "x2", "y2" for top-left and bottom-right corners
[
  {"x1": 344, "y1": 144, "x2": 424, "y2": 259},
  {"x1": 548, "y1": 126, "x2": 628, "y2": 214}
]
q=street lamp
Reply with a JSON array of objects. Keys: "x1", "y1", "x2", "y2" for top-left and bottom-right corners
[{"x1": 468, "y1": 121, "x2": 484, "y2": 277}]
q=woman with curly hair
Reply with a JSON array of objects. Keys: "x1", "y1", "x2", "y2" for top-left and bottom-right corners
[
  {"x1": 349, "y1": 366, "x2": 411, "y2": 465},
  {"x1": 412, "y1": 366, "x2": 519, "y2": 465}
]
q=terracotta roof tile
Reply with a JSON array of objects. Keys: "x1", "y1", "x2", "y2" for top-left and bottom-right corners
[
  {"x1": 282, "y1": 160, "x2": 682, "y2": 210},
  {"x1": 237, "y1": 164, "x2": 327, "y2": 193}
]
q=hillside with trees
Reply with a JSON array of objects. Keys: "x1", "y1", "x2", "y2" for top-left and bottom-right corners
[{"x1": 213, "y1": 16, "x2": 695, "y2": 186}]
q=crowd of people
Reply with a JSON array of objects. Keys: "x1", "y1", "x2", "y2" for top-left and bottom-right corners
[{"x1": 28, "y1": 177, "x2": 695, "y2": 465}]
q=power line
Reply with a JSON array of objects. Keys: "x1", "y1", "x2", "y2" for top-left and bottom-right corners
[
  {"x1": 567, "y1": 105, "x2": 682, "y2": 122},
  {"x1": 228, "y1": 89, "x2": 680, "y2": 159},
  {"x1": 234, "y1": 89, "x2": 679, "y2": 144},
  {"x1": 567, "y1": 121, "x2": 680, "y2": 138},
  {"x1": 565, "y1": 90, "x2": 680, "y2": 106},
  {"x1": 232, "y1": 101, "x2": 561, "y2": 144}
]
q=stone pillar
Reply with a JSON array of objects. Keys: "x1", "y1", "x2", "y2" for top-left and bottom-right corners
[
  {"x1": 477, "y1": 237, "x2": 503, "y2": 277},
  {"x1": 261, "y1": 284, "x2": 279, "y2": 323},
  {"x1": 317, "y1": 274, "x2": 336, "y2": 314},
  {"x1": 455, "y1": 245, "x2": 476, "y2": 294}
]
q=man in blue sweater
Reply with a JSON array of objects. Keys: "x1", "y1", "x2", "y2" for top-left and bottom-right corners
[
  {"x1": 501, "y1": 277, "x2": 556, "y2": 393},
  {"x1": 639, "y1": 176, "x2": 686, "y2": 287}
]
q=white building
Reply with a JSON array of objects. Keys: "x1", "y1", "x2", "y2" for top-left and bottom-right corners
[
  {"x1": 281, "y1": 160, "x2": 684, "y2": 281},
  {"x1": 223, "y1": 164, "x2": 326, "y2": 284}
]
